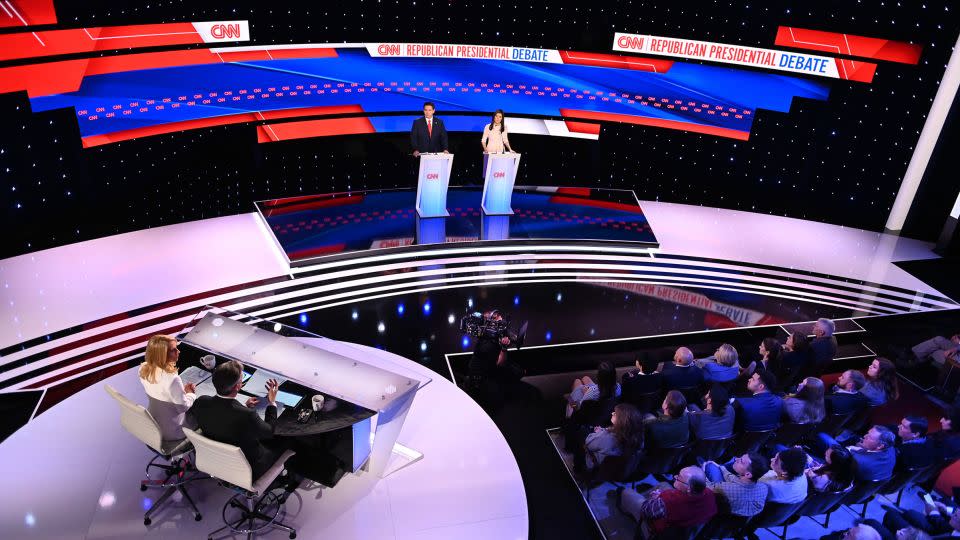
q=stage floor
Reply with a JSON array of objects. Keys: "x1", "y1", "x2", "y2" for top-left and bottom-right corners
[{"x1": 256, "y1": 187, "x2": 658, "y2": 264}]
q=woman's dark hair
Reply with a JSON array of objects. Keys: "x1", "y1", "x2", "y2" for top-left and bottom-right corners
[
  {"x1": 488, "y1": 109, "x2": 506, "y2": 133},
  {"x1": 708, "y1": 384, "x2": 729, "y2": 416},
  {"x1": 817, "y1": 445, "x2": 854, "y2": 488},
  {"x1": 790, "y1": 331, "x2": 810, "y2": 353},
  {"x1": 663, "y1": 390, "x2": 687, "y2": 418},
  {"x1": 871, "y1": 357, "x2": 900, "y2": 401},
  {"x1": 762, "y1": 337, "x2": 782, "y2": 366},
  {"x1": 596, "y1": 360, "x2": 617, "y2": 399},
  {"x1": 612, "y1": 403, "x2": 645, "y2": 451},
  {"x1": 794, "y1": 377, "x2": 826, "y2": 423}
]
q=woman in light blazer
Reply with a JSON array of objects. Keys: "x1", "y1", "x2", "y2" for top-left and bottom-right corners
[
  {"x1": 138, "y1": 334, "x2": 196, "y2": 440},
  {"x1": 481, "y1": 109, "x2": 514, "y2": 153}
]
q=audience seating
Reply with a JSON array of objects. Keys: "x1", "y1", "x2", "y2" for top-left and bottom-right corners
[
  {"x1": 694, "y1": 512, "x2": 750, "y2": 540},
  {"x1": 632, "y1": 443, "x2": 690, "y2": 481},
  {"x1": 818, "y1": 412, "x2": 854, "y2": 438},
  {"x1": 626, "y1": 390, "x2": 662, "y2": 415},
  {"x1": 750, "y1": 500, "x2": 805, "y2": 540},
  {"x1": 881, "y1": 464, "x2": 933, "y2": 505},
  {"x1": 724, "y1": 429, "x2": 774, "y2": 460},
  {"x1": 839, "y1": 477, "x2": 891, "y2": 518},
  {"x1": 781, "y1": 485, "x2": 852, "y2": 531},
  {"x1": 766, "y1": 421, "x2": 818, "y2": 448},
  {"x1": 686, "y1": 436, "x2": 734, "y2": 464}
]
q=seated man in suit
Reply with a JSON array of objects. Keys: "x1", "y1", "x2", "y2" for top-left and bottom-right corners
[
  {"x1": 186, "y1": 360, "x2": 300, "y2": 489},
  {"x1": 410, "y1": 101, "x2": 448, "y2": 156},
  {"x1": 883, "y1": 501, "x2": 960, "y2": 539},
  {"x1": 644, "y1": 390, "x2": 690, "y2": 449},
  {"x1": 826, "y1": 369, "x2": 870, "y2": 416},
  {"x1": 810, "y1": 318, "x2": 838, "y2": 375},
  {"x1": 818, "y1": 523, "x2": 884, "y2": 540},
  {"x1": 895, "y1": 416, "x2": 935, "y2": 470},
  {"x1": 657, "y1": 347, "x2": 704, "y2": 391},
  {"x1": 844, "y1": 425, "x2": 897, "y2": 482},
  {"x1": 734, "y1": 370, "x2": 783, "y2": 432},
  {"x1": 621, "y1": 356, "x2": 663, "y2": 404}
]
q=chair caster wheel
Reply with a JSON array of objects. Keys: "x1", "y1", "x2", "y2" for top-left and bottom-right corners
[
  {"x1": 140, "y1": 484, "x2": 147, "y2": 491},
  {"x1": 143, "y1": 517, "x2": 151, "y2": 526},
  {"x1": 194, "y1": 513, "x2": 202, "y2": 521}
]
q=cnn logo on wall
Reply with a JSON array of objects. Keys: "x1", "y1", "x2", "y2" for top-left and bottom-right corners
[{"x1": 193, "y1": 21, "x2": 251, "y2": 43}]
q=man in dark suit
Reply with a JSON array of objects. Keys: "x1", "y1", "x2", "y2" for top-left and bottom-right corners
[
  {"x1": 186, "y1": 360, "x2": 289, "y2": 480},
  {"x1": 810, "y1": 318, "x2": 838, "y2": 374},
  {"x1": 895, "y1": 415, "x2": 935, "y2": 470},
  {"x1": 826, "y1": 369, "x2": 870, "y2": 416},
  {"x1": 882, "y1": 500, "x2": 960, "y2": 539},
  {"x1": 734, "y1": 370, "x2": 782, "y2": 432},
  {"x1": 410, "y1": 102, "x2": 448, "y2": 155},
  {"x1": 658, "y1": 347, "x2": 704, "y2": 391}
]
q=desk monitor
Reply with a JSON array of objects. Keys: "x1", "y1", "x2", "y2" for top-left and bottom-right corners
[{"x1": 275, "y1": 390, "x2": 303, "y2": 408}]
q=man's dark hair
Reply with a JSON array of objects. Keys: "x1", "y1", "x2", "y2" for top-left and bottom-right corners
[
  {"x1": 745, "y1": 452, "x2": 770, "y2": 482},
  {"x1": 847, "y1": 370, "x2": 867, "y2": 391},
  {"x1": 756, "y1": 369, "x2": 778, "y2": 392},
  {"x1": 423, "y1": 102, "x2": 435, "y2": 109},
  {"x1": 778, "y1": 448, "x2": 807, "y2": 479},
  {"x1": 904, "y1": 416, "x2": 929, "y2": 437},
  {"x1": 688, "y1": 474, "x2": 706, "y2": 495},
  {"x1": 212, "y1": 360, "x2": 243, "y2": 395},
  {"x1": 664, "y1": 390, "x2": 688, "y2": 419}
]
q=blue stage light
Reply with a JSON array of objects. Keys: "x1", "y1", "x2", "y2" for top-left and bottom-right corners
[
  {"x1": 299, "y1": 313, "x2": 308, "y2": 325},
  {"x1": 420, "y1": 341, "x2": 428, "y2": 352},
  {"x1": 513, "y1": 295, "x2": 520, "y2": 305},
  {"x1": 397, "y1": 303, "x2": 405, "y2": 315},
  {"x1": 545, "y1": 331, "x2": 552, "y2": 342},
  {"x1": 461, "y1": 336, "x2": 471, "y2": 349},
  {"x1": 351, "y1": 310, "x2": 358, "y2": 320},
  {"x1": 423, "y1": 301, "x2": 431, "y2": 314}
]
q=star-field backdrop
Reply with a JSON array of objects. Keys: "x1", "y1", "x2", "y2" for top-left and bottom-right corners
[{"x1": 1, "y1": 0, "x2": 958, "y2": 258}]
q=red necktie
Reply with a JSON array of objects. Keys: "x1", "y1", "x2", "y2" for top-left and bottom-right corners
[{"x1": 427, "y1": 120, "x2": 432, "y2": 137}]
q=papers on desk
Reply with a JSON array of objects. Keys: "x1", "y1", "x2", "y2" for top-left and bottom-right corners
[
  {"x1": 179, "y1": 366, "x2": 212, "y2": 387},
  {"x1": 242, "y1": 369, "x2": 287, "y2": 397}
]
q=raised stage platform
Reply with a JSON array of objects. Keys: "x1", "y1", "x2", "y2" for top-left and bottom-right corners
[{"x1": 256, "y1": 187, "x2": 658, "y2": 265}]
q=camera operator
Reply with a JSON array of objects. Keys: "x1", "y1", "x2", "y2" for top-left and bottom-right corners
[{"x1": 463, "y1": 310, "x2": 523, "y2": 403}]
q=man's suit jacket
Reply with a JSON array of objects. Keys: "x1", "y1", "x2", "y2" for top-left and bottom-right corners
[
  {"x1": 410, "y1": 116, "x2": 448, "y2": 153},
  {"x1": 825, "y1": 390, "x2": 869, "y2": 416},
  {"x1": 810, "y1": 336, "x2": 838, "y2": 371},
  {"x1": 186, "y1": 395, "x2": 278, "y2": 477},
  {"x1": 659, "y1": 362, "x2": 704, "y2": 391},
  {"x1": 897, "y1": 438, "x2": 936, "y2": 470},
  {"x1": 851, "y1": 446, "x2": 896, "y2": 481},
  {"x1": 734, "y1": 392, "x2": 783, "y2": 432}
]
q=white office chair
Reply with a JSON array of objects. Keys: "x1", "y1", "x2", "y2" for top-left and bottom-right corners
[
  {"x1": 182, "y1": 427, "x2": 297, "y2": 540},
  {"x1": 104, "y1": 384, "x2": 203, "y2": 525}
]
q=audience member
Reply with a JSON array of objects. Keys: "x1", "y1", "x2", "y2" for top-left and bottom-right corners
[
  {"x1": 565, "y1": 360, "x2": 620, "y2": 418},
  {"x1": 826, "y1": 369, "x2": 870, "y2": 416},
  {"x1": 883, "y1": 501, "x2": 960, "y2": 539},
  {"x1": 582, "y1": 403, "x2": 645, "y2": 470},
  {"x1": 619, "y1": 465, "x2": 718, "y2": 535},
  {"x1": 138, "y1": 334, "x2": 196, "y2": 441},
  {"x1": 846, "y1": 425, "x2": 898, "y2": 481},
  {"x1": 911, "y1": 332, "x2": 960, "y2": 368},
  {"x1": 895, "y1": 416, "x2": 935, "y2": 470},
  {"x1": 756, "y1": 337, "x2": 783, "y2": 381},
  {"x1": 644, "y1": 390, "x2": 690, "y2": 449},
  {"x1": 820, "y1": 523, "x2": 884, "y2": 540},
  {"x1": 688, "y1": 384, "x2": 735, "y2": 440},
  {"x1": 780, "y1": 331, "x2": 813, "y2": 386},
  {"x1": 734, "y1": 370, "x2": 783, "y2": 432},
  {"x1": 658, "y1": 347, "x2": 704, "y2": 390},
  {"x1": 702, "y1": 452, "x2": 770, "y2": 517},
  {"x1": 811, "y1": 318, "x2": 839, "y2": 374},
  {"x1": 759, "y1": 447, "x2": 808, "y2": 503},
  {"x1": 697, "y1": 343, "x2": 742, "y2": 384},
  {"x1": 930, "y1": 407, "x2": 960, "y2": 462},
  {"x1": 862, "y1": 358, "x2": 900, "y2": 406},
  {"x1": 805, "y1": 445, "x2": 855, "y2": 492},
  {"x1": 783, "y1": 376, "x2": 827, "y2": 424},
  {"x1": 621, "y1": 356, "x2": 662, "y2": 402}
]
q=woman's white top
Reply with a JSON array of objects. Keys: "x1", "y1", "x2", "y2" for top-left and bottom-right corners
[
  {"x1": 139, "y1": 366, "x2": 196, "y2": 407},
  {"x1": 481, "y1": 123, "x2": 511, "y2": 153}
]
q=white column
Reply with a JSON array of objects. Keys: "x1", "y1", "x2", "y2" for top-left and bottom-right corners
[{"x1": 885, "y1": 31, "x2": 960, "y2": 232}]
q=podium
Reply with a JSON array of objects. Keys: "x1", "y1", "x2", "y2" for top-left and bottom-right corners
[
  {"x1": 481, "y1": 152, "x2": 521, "y2": 215},
  {"x1": 415, "y1": 153, "x2": 454, "y2": 218}
]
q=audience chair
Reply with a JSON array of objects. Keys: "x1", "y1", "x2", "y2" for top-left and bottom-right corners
[
  {"x1": 844, "y1": 405, "x2": 877, "y2": 434},
  {"x1": 640, "y1": 524, "x2": 701, "y2": 540},
  {"x1": 915, "y1": 456, "x2": 957, "y2": 492},
  {"x1": 675, "y1": 386, "x2": 703, "y2": 408},
  {"x1": 686, "y1": 436, "x2": 734, "y2": 464},
  {"x1": 694, "y1": 511, "x2": 750, "y2": 540},
  {"x1": 881, "y1": 464, "x2": 932, "y2": 506},
  {"x1": 104, "y1": 385, "x2": 202, "y2": 526},
  {"x1": 750, "y1": 500, "x2": 805, "y2": 540},
  {"x1": 632, "y1": 443, "x2": 690, "y2": 483},
  {"x1": 781, "y1": 485, "x2": 851, "y2": 531},
  {"x1": 767, "y1": 422, "x2": 818, "y2": 448},
  {"x1": 724, "y1": 429, "x2": 774, "y2": 460},
  {"x1": 584, "y1": 448, "x2": 643, "y2": 499},
  {"x1": 840, "y1": 477, "x2": 891, "y2": 519},
  {"x1": 627, "y1": 390, "x2": 662, "y2": 416},
  {"x1": 819, "y1": 412, "x2": 854, "y2": 438},
  {"x1": 182, "y1": 427, "x2": 298, "y2": 540}
]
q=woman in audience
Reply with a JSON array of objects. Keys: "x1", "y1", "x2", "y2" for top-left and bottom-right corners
[
  {"x1": 861, "y1": 357, "x2": 900, "y2": 406},
  {"x1": 805, "y1": 444, "x2": 854, "y2": 492},
  {"x1": 780, "y1": 331, "x2": 813, "y2": 386},
  {"x1": 699, "y1": 343, "x2": 741, "y2": 383},
  {"x1": 688, "y1": 384, "x2": 735, "y2": 440},
  {"x1": 644, "y1": 390, "x2": 690, "y2": 448},
  {"x1": 757, "y1": 337, "x2": 783, "y2": 378},
  {"x1": 138, "y1": 334, "x2": 196, "y2": 440},
  {"x1": 565, "y1": 360, "x2": 621, "y2": 418},
  {"x1": 783, "y1": 377, "x2": 827, "y2": 424},
  {"x1": 930, "y1": 407, "x2": 960, "y2": 461},
  {"x1": 583, "y1": 403, "x2": 645, "y2": 469}
]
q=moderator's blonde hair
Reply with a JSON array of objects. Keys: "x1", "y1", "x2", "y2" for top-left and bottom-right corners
[
  {"x1": 715, "y1": 343, "x2": 739, "y2": 367},
  {"x1": 138, "y1": 335, "x2": 177, "y2": 384}
]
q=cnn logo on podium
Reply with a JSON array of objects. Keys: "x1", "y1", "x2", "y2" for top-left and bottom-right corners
[
  {"x1": 493, "y1": 171, "x2": 506, "y2": 178},
  {"x1": 426, "y1": 173, "x2": 439, "y2": 180}
]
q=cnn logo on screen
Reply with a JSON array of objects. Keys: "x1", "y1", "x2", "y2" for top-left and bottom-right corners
[
  {"x1": 193, "y1": 21, "x2": 250, "y2": 43},
  {"x1": 211, "y1": 24, "x2": 242, "y2": 39}
]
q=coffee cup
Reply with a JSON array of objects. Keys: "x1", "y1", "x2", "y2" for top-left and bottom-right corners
[
  {"x1": 311, "y1": 395, "x2": 325, "y2": 412},
  {"x1": 200, "y1": 355, "x2": 216, "y2": 370}
]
